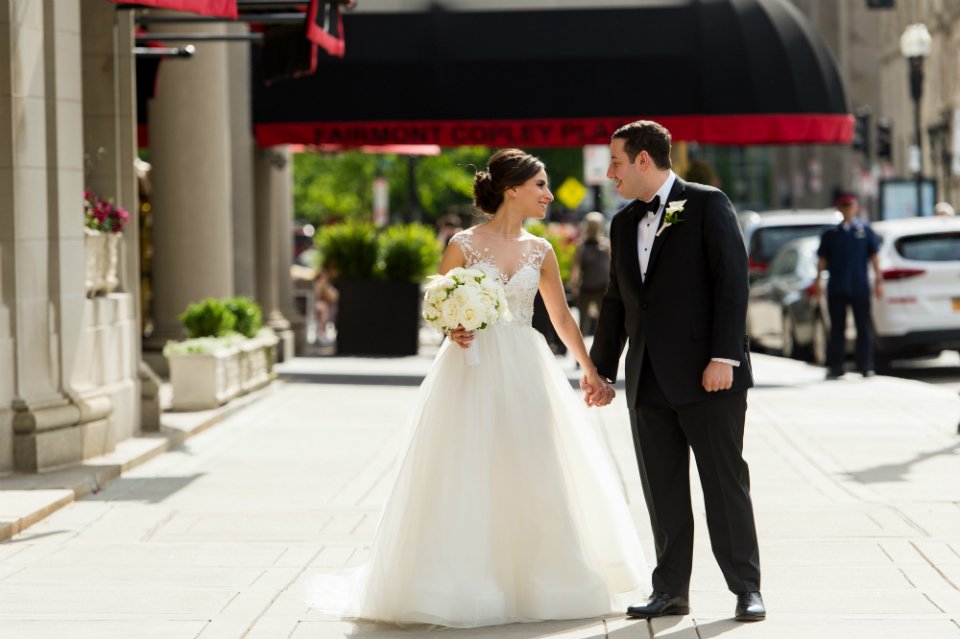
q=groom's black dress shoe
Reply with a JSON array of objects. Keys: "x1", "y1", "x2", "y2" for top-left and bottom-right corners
[
  {"x1": 735, "y1": 591, "x2": 765, "y2": 621},
  {"x1": 626, "y1": 591, "x2": 690, "y2": 618}
]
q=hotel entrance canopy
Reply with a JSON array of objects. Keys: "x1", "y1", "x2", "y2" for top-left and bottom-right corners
[{"x1": 252, "y1": 0, "x2": 852, "y2": 148}]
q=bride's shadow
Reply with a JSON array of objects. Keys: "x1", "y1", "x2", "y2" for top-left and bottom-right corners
[{"x1": 345, "y1": 618, "x2": 605, "y2": 638}]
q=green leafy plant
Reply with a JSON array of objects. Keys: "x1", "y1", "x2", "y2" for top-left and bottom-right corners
[
  {"x1": 177, "y1": 297, "x2": 237, "y2": 338},
  {"x1": 225, "y1": 296, "x2": 263, "y2": 338},
  {"x1": 378, "y1": 224, "x2": 442, "y2": 282},
  {"x1": 315, "y1": 221, "x2": 380, "y2": 281},
  {"x1": 524, "y1": 221, "x2": 578, "y2": 285}
]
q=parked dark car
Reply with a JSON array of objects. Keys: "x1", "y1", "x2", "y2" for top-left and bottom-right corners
[
  {"x1": 747, "y1": 237, "x2": 854, "y2": 364},
  {"x1": 742, "y1": 210, "x2": 841, "y2": 281}
]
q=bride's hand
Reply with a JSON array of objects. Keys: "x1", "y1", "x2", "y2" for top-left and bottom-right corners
[
  {"x1": 581, "y1": 370, "x2": 612, "y2": 407},
  {"x1": 447, "y1": 326, "x2": 474, "y2": 349}
]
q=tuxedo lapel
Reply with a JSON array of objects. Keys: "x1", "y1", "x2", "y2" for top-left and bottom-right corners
[
  {"x1": 645, "y1": 177, "x2": 687, "y2": 280},
  {"x1": 623, "y1": 201, "x2": 645, "y2": 290}
]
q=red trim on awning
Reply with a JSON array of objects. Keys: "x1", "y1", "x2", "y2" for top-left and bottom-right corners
[
  {"x1": 254, "y1": 114, "x2": 853, "y2": 148},
  {"x1": 138, "y1": 124, "x2": 149, "y2": 149},
  {"x1": 112, "y1": 0, "x2": 238, "y2": 19}
]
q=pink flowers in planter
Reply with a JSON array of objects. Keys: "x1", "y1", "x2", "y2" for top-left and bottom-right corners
[{"x1": 84, "y1": 190, "x2": 131, "y2": 233}]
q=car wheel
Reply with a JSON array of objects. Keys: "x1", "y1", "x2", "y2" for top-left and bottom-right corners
[
  {"x1": 812, "y1": 313, "x2": 828, "y2": 366},
  {"x1": 781, "y1": 313, "x2": 795, "y2": 359}
]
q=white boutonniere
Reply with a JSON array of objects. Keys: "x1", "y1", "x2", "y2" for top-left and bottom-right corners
[{"x1": 656, "y1": 200, "x2": 686, "y2": 237}]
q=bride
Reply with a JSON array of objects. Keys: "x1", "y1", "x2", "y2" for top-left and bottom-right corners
[{"x1": 306, "y1": 148, "x2": 648, "y2": 627}]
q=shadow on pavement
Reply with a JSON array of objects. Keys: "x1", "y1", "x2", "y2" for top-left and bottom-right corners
[
  {"x1": 84, "y1": 474, "x2": 205, "y2": 503},
  {"x1": 843, "y1": 442, "x2": 960, "y2": 483},
  {"x1": 344, "y1": 619, "x2": 605, "y2": 638},
  {"x1": 694, "y1": 618, "x2": 752, "y2": 637}
]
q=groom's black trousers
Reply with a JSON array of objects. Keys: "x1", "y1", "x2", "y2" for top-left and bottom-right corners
[{"x1": 629, "y1": 354, "x2": 761, "y2": 597}]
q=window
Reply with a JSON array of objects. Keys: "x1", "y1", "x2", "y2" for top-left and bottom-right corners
[
  {"x1": 749, "y1": 225, "x2": 832, "y2": 263},
  {"x1": 894, "y1": 232, "x2": 960, "y2": 262},
  {"x1": 769, "y1": 250, "x2": 799, "y2": 276}
]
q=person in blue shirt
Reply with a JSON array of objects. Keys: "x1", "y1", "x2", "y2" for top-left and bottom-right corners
[{"x1": 813, "y1": 193, "x2": 883, "y2": 379}]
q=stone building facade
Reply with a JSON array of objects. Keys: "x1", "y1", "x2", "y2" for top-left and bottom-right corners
[
  {"x1": 877, "y1": 0, "x2": 960, "y2": 210},
  {"x1": 0, "y1": 0, "x2": 301, "y2": 475}
]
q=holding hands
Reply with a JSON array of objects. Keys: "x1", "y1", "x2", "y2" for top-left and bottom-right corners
[{"x1": 580, "y1": 368, "x2": 615, "y2": 407}]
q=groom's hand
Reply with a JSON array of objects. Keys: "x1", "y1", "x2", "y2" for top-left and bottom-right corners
[{"x1": 702, "y1": 361, "x2": 734, "y2": 392}]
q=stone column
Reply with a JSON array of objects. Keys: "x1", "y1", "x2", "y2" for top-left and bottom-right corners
[
  {"x1": 254, "y1": 147, "x2": 293, "y2": 361},
  {"x1": 227, "y1": 22, "x2": 256, "y2": 299},
  {"x1": 0, "y1": 0, "x2": 116, "y2": 472},
  {"x1": 273, "y1": 146, "x2": 306, "y2": 354},
  {"x1": 147, "y1": 19, "x2": 234, "y2": 352},
  {"x1": 79, "y1": 0, "x2": 140, "y2": 439}
]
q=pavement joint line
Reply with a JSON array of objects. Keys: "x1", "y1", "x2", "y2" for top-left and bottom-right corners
[
  {"x1": 911, "y1": 541, "x2": 960, "y2": 591},
  {"x1": 923, "y1": 592, "x2": 947, "y2": 613},
  {"x1": 218, "y1": 592, "x2": 242, "y2": 614},
  {"x1": 140, "y1": 509, "x2": 178, "y2": 542},
  {"x1": 243, "y1": 548, "x2": 323, "y2": 639}
]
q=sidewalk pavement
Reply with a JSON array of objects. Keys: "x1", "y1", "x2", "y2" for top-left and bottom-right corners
[{"x1": 1, "y1": 353, "x2": 958, "y2": 639}]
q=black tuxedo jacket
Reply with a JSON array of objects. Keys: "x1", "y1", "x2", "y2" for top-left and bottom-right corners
[{"x1": 590, "y1": 177, "x2": 753, "y2": 407}]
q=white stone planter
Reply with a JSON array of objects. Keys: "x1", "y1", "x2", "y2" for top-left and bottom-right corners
[
  {"x1": 167, "y1": 332, "x2": 278, "y2": 411},
  {"x1": 84, "y1": 229, "x2": 122, "y2": 297}
]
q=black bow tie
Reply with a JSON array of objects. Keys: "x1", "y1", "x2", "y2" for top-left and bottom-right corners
[{"x1": 634, "y1": 196, "x2": 660, "y2": 221}]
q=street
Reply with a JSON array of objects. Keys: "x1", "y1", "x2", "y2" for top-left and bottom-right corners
[{"x1": 1, "y1": 353, "x2": 958, "y2": 638}]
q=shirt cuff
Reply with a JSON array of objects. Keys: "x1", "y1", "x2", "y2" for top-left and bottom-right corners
[{"x1": 711, "y1": 358, "x2": 740, "y2": 367}]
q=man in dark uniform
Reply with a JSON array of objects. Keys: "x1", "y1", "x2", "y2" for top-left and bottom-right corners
[{"x1": 813, "y1": 192, "x2": 883, "y2": 379}]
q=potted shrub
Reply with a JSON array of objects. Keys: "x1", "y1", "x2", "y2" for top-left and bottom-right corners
[
  {"x1": 84, "y1": 191, "x2": 130, "y2": 297},
  {"x1": 318, "y1": 221, "x2": 440, "y2": 356},
  {"x1": 164, "y1": 296, "x2": 277, "y2": 410}
]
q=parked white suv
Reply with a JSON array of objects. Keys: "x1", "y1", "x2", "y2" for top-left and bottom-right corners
[{"x1": 872, "y1": 217, "x2": 960, "y2": 365}]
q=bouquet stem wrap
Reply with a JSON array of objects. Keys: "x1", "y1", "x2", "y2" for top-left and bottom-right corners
[{"x1": 463, "y1": 338, "x2": 480, "y2": 367}]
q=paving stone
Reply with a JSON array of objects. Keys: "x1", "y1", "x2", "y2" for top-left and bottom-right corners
[
  {"x1": 0, "y1": 620, "x2": 210, "y2": 639},
  {"x1": 2, "y1": 564, "x2": 266, "y2": 590},
  {"x1": 693, "y1": 619, "x2": 960, "y2": 639},
  {"x1": 605, "y1": 616, "x2": 653, "y2": 639},
  {"x1": 291, "y1": 619, "x2": 607, "y2": 639},
  {"x1": 0, "y1": 588, "x2": 234, "y2": 614}
]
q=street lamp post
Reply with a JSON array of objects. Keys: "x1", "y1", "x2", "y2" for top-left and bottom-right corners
[{"x1": 900, "y1": 23, "x2": 933, "y2": 217}]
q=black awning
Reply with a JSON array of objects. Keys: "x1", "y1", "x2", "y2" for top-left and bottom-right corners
[{"x1": 251, "y1": 0, "x2": 852, "y2": 147}]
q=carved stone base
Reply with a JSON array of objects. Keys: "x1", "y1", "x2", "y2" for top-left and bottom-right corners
[{"x1": 12, "y1": 396, "x2": 114, "y2": 473}]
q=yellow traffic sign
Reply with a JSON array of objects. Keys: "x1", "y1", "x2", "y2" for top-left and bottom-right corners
[{"x1": 556, "y1": 177, "x2": 586, "y2": 209}]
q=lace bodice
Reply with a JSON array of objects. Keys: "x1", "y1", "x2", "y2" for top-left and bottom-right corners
[{"x1": 450, "y1": 226, "x2": 552, "y2": 328}]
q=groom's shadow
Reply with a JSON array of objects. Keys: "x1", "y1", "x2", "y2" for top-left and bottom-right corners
[{"x1": 605, "y1": 616, "x2": 749, "y2": 638}]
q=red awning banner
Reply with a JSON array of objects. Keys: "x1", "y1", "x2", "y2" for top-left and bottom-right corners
[
  {"x1": 306, "y1": 0, "x2": 345, "y2": 58},
  {"x1": 113, "y1": 0, "x2": 237, "y2": 19},
  {"x1": 255, "y1": 114, "x2": 854, "y2": 149}
]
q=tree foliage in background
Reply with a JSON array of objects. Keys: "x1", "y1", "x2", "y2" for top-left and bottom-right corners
[
  {"x1": 294, "y1": 147, "x2": 491, "y2": 225},
  {"x1": 293, "y1": 146, "x2": 585, "y2": 225}
]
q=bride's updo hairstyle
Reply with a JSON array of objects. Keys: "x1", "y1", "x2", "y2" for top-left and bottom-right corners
[{"x1": 473, "y1": 148, "x2": 545, "y2": 215}]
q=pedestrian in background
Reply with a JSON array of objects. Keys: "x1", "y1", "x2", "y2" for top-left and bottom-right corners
[
  {"x1": 436, "y1": 213, "x2": 463, "y2": 247},
  {"x1": 569, "y1": 212, "x2": 611, "y2": 336},
  {"x1": 813, "y1": 192, "x2": 883, "y2": 379},
  {"x1": 934, "y1": 201, "x2": 955, "y2": 217}
]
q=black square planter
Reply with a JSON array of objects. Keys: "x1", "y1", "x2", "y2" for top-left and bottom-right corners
[{"x1": 336, "y1": 280, "x2": 421, "y2": 356}]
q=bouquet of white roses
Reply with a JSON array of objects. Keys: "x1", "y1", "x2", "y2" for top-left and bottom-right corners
[{"x1": 422, "y1": 267, "x2": 512, "y2": 367}]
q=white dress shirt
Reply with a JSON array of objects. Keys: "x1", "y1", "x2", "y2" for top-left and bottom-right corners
[{"x1": 636, "y1": 171, "x2": 739, "y2": 368}]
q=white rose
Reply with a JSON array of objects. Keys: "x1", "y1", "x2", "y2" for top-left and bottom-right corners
[
  {"x1": 459, "y1": 303, "x2": 484, "y2": 331},
  {"x1": 480, "y1": 277, "x2": 499, "y2": 294},
  {"x1": 453, "y1": 287, "x2": 474, "y2": 306},
  {"x1": 479, "y1": 296, "x2": 496, "y2": 322},
  {"x1": 441, "y1": 278, "x2": 456, "y2": 289},
  {"x1": 441, "y1": 298, "x2": 460, "y2": 329}
]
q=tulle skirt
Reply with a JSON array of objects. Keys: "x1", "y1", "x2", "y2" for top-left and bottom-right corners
[{"x1": 306, "y1": 323, "x2": 648, "y2": 628}]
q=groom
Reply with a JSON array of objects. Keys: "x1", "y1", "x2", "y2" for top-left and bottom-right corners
[{"x1": 585, "y1": 121, "x2": 764, "y2": 622}]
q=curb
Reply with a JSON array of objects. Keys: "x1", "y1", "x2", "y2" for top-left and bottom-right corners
[{"x1": 0, "y1": 381, "x2": 281, "y2": 543}]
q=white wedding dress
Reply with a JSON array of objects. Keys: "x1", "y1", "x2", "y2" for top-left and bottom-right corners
[{"x1": 306, "y1": 226, "x2": 648, "y2": 627}]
